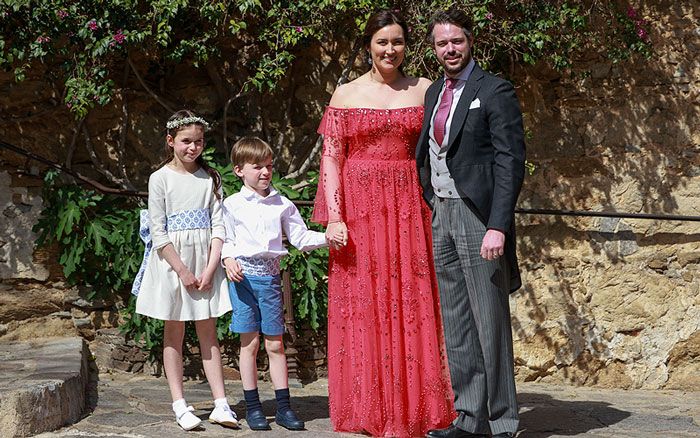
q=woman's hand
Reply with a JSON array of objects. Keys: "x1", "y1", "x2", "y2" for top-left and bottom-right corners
[
  {"x1": 326, "y1": 221, "x2": 348, "y2": 250},
  {"x1": 223, "y1": 258, "x2": 244, "y2": 282}
]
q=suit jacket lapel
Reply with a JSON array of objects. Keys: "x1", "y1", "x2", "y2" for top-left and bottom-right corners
[{"x1": 446, "y1": 66, "x2": 484, "y2": 150}]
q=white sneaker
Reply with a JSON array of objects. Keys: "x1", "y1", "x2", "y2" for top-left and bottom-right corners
[
  {"x1": 175, "y1": 405, "x2": 202, "y2": 431},
  {"x1": 209, "y1": 404, "x2": 239, "y2": 428}
]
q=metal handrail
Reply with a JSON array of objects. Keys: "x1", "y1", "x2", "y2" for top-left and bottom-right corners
[
  {"x1": 292, "y1": 200, "x2": 700, "y2": 222},
  {"x1": 3, "y1": 140, "x2": 700, "y2": 222}
]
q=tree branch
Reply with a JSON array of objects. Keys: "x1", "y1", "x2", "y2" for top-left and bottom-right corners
[
  {"x1": 0, "y1": 140, "x2": 147, "y2": 198},
  {"x1": 223, "y1": 85, "x2": 248, "y2": 148},
  {"x1": 114, "y1": 97, "x2": 136, "y2": 190},
  {"x1": 127, "y1": 56, "x2": 176, "y2": 113},
  {"x1": 65, "y1": 118, "x2": 84, "y2": 170},
  {"x1": 284, "y1": 36, "x2": 363, "y2": 180},
  {"x1": 82, "y1": 124, "x2": 130, "y2": 189}
]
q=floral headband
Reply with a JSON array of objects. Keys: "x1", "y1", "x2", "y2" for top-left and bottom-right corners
[{"x1": 166, "y1": 116, "x2": 210, "y2": 131}]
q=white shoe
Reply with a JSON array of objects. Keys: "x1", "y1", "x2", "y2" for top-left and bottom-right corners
[
  {"x1": 209, "y1": 404, "x2": 239, "y2": 428},
  {"x1": 175, "y1": 405, "x2": 202, "y2": 431}
]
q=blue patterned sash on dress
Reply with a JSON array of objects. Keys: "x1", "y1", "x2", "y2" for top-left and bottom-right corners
[
  {"x1": 237, "y1": 256, "x2": 281, "y2": 276},
  {"x1": 131, "y1": 208, "x2": 211, "y2": 296}
]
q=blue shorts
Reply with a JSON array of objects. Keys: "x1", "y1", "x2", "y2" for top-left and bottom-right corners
[{"x1": 228, "y1": 275, "x2": 284, "y2": 336}]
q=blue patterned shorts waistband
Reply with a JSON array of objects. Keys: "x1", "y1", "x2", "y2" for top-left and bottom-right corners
[{"x1": 237, "y1": 256, "x2": 281, "y2": 276}]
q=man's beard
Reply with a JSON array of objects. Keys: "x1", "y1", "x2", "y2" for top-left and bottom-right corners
[{"x1": 443, "y1": 54, "x2": 471, "y2": 75}]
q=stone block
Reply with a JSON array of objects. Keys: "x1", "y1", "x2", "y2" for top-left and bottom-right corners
[{"x1": 0, "y1": 337, "x2": 88, "y2": 436}]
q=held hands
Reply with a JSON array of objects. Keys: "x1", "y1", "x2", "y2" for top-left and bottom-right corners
[
  {"x1": 177, "y1": 267, "x2": 200, "y2": 291},
  {"x1": 223, "y1": 258, "x2": 244, "y2": 283},
  {"x1": 325, "y1": 221, "x2": 348, "y2": 250},
  {"x1": 197, "y1": 268, "x2": 215, "y2": 292},
  {"x1": 480, "y1": 229, "x2": 505, "y2": 261}
]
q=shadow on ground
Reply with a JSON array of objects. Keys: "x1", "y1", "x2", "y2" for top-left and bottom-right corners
[
  {"x1": 518, "y1": 392, "x2": 630, "y2": 437},
  {"x1": 231, "y1": 395, "x2": 330, "y2": 423}
]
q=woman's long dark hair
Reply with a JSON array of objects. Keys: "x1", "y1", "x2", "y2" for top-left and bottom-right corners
[
  {"x1": 160, "y1": 109, "x2": 222, "y2": 200},
  {"x1": 362, "y1": 10, "x2": 409, "y2": 74}
]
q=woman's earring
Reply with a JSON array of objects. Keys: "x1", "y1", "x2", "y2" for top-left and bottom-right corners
[{"x1": 366, "y1": 52, "x2": 372, "y2": 66}]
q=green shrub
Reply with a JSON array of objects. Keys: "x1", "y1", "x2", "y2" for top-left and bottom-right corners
[{"x1": 33, "y1": 152, "x2": 328, "y2": 359}]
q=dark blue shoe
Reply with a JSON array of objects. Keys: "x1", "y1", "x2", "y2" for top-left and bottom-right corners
[
  {"x1": 275, "y1": 409, "x2": 305, "y2": 430},
  {"x1": 245, "y1": 408, "x2": 271, "y2": 430}
]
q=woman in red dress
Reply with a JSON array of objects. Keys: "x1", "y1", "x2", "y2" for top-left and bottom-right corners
[{"x1": 312, "y1": 10, "x2": 456, "y2": 437}]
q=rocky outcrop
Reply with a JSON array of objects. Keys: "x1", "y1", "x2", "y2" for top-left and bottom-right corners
[
  {"x1": 0, "y1": 337, "x2": 89, "y2": 437},
  {"x1": 510, "y1": 2, "x2": 700, "y2": 388}
]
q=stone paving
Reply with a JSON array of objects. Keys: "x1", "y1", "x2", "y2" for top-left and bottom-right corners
[
  {"x1": 2, "y1": 336, "x2": 698, "y2": 437},
  {"x1": 37, "y1": 371, "x2": 700, "y2": 438}
]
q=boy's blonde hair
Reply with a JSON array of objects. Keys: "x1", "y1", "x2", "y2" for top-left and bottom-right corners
[{"x1": 230, "y1": 136, "x2": 274, "y2": 169}]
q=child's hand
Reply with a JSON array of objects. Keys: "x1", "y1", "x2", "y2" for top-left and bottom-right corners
[
  {"x1": 177, "y1": 268, "x2": 200, "y2": 291},
  {"x1": 197, "y1": 269, "x2": 214, "y2": 292},
  {"x1": 326, "y1": 221, "x2": 348, "y2": 250},
  {"x1": 326, "y1": 233, "x2": 345, "y2": 250},
  {"x1": 223, "y1": 258, "x2": 244, "y2": 282}
]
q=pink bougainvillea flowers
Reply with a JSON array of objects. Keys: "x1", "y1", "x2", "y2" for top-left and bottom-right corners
[
  {"x1": 88, "y1": 20, "x2": 98, "y2": 31},
  {"x1": 113, "y1": 29, "x2": 126, "y2": 44}
]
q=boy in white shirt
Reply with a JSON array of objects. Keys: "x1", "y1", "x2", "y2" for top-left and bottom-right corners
[{"x1": 222, "y1": 136, "x2": 333, "y2": 431}]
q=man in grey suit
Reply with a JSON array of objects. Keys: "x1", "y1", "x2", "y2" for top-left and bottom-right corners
[{"x1": 416, "y1": 8, "x2": 525, "y2": 438}]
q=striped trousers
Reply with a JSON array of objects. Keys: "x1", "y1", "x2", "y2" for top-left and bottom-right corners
[{"x1": 431, "y1": 197, "x2": 519, "y2": 435}]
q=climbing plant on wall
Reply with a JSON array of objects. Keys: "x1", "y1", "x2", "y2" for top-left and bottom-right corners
[{"x1": 7, "y1": 0, "x2": 651, "y2": 354}]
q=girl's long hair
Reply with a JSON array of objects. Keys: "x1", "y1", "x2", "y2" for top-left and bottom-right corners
[{"x1": 160, "y1": 109, "x2": 222, "y2": 200}]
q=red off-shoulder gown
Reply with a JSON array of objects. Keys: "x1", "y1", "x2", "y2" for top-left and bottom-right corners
[{"x1": 312, "y1": 106, "x2": 455, "y2": 437}]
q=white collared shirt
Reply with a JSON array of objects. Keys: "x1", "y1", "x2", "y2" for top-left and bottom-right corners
[
  {"x1": 221, "y1": 186, "x2": 327, "y2": 261},
  {"x1": 429, "y1": 58, "x2": 476, "y2": 198}
]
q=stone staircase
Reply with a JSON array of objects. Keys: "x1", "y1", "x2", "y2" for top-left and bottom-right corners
[{"x1": 0, "y1": 337, "x2": 89, "y2": 437}]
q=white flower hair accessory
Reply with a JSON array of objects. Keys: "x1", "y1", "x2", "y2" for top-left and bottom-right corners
[{"x1": 166, "y1": 116, "x2": 210, "y2": 131}]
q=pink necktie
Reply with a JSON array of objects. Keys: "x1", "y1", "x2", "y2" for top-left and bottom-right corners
[{"x1": 433, "y1": 78, "x2": 457, "y2": 147}]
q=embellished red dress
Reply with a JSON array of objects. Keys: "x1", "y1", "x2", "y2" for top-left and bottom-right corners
[{"x1": 313, "y1": 106, "x2": 455, "y2": 437}]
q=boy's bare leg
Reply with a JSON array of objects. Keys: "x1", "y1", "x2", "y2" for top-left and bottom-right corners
[
  {"x1": 240, "y1": 332, "x2": 260, "y2": 389},
  {"x1": 265, "y1": 335, "x2": 288, "y2": 389}
]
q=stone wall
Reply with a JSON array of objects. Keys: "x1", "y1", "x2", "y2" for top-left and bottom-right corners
[
  {"x1": 1, "y1": 1, "x2": 698, "y2": 389},
  {"x1": 510, "y1": 1, "x2": 700, "y2": 389}
]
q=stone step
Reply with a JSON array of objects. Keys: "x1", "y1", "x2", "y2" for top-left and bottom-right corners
[{"x1": 0, "y1": 337, "x2": 88, "y2": 437}]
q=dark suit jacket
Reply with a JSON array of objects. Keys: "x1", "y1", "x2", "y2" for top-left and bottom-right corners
[{"x1": 416, "y1": 64, "x2": 526, "y2": 292}]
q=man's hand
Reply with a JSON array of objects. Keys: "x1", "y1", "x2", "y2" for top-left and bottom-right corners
[
  {"x1": 223, "y1": 258, "x2": 244, "y2": 282},
  {"x1": 480, "y1": 229, "x2": 505, "y2": 260}
]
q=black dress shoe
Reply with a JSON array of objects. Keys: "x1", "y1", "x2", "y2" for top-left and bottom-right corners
[
  {"x1": 245, "y1": 408, "x2": 271, "y2": 430},
  {"x1": 426, "y1": 424, "x2": 488, "y2": 438},
  {"x1": 491, "y1": 433, "x2": 515, "y2": 438},
  {"x1": 275, "y1": 409, "x2": 305, "y2": 430}
]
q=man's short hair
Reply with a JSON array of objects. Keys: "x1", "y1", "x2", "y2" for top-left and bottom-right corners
[{"x1": 426, "y1": 8, "x2": 473, "y2": 43}]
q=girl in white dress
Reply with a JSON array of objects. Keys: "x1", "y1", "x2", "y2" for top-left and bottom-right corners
[{"x1": 133, "y1": 110, "x2": 235, "y2": 431}]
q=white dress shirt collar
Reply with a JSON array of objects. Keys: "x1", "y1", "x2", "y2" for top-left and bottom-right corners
[{"x1": 239, "y1": 184, "x2": 278, "y2": 201}]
